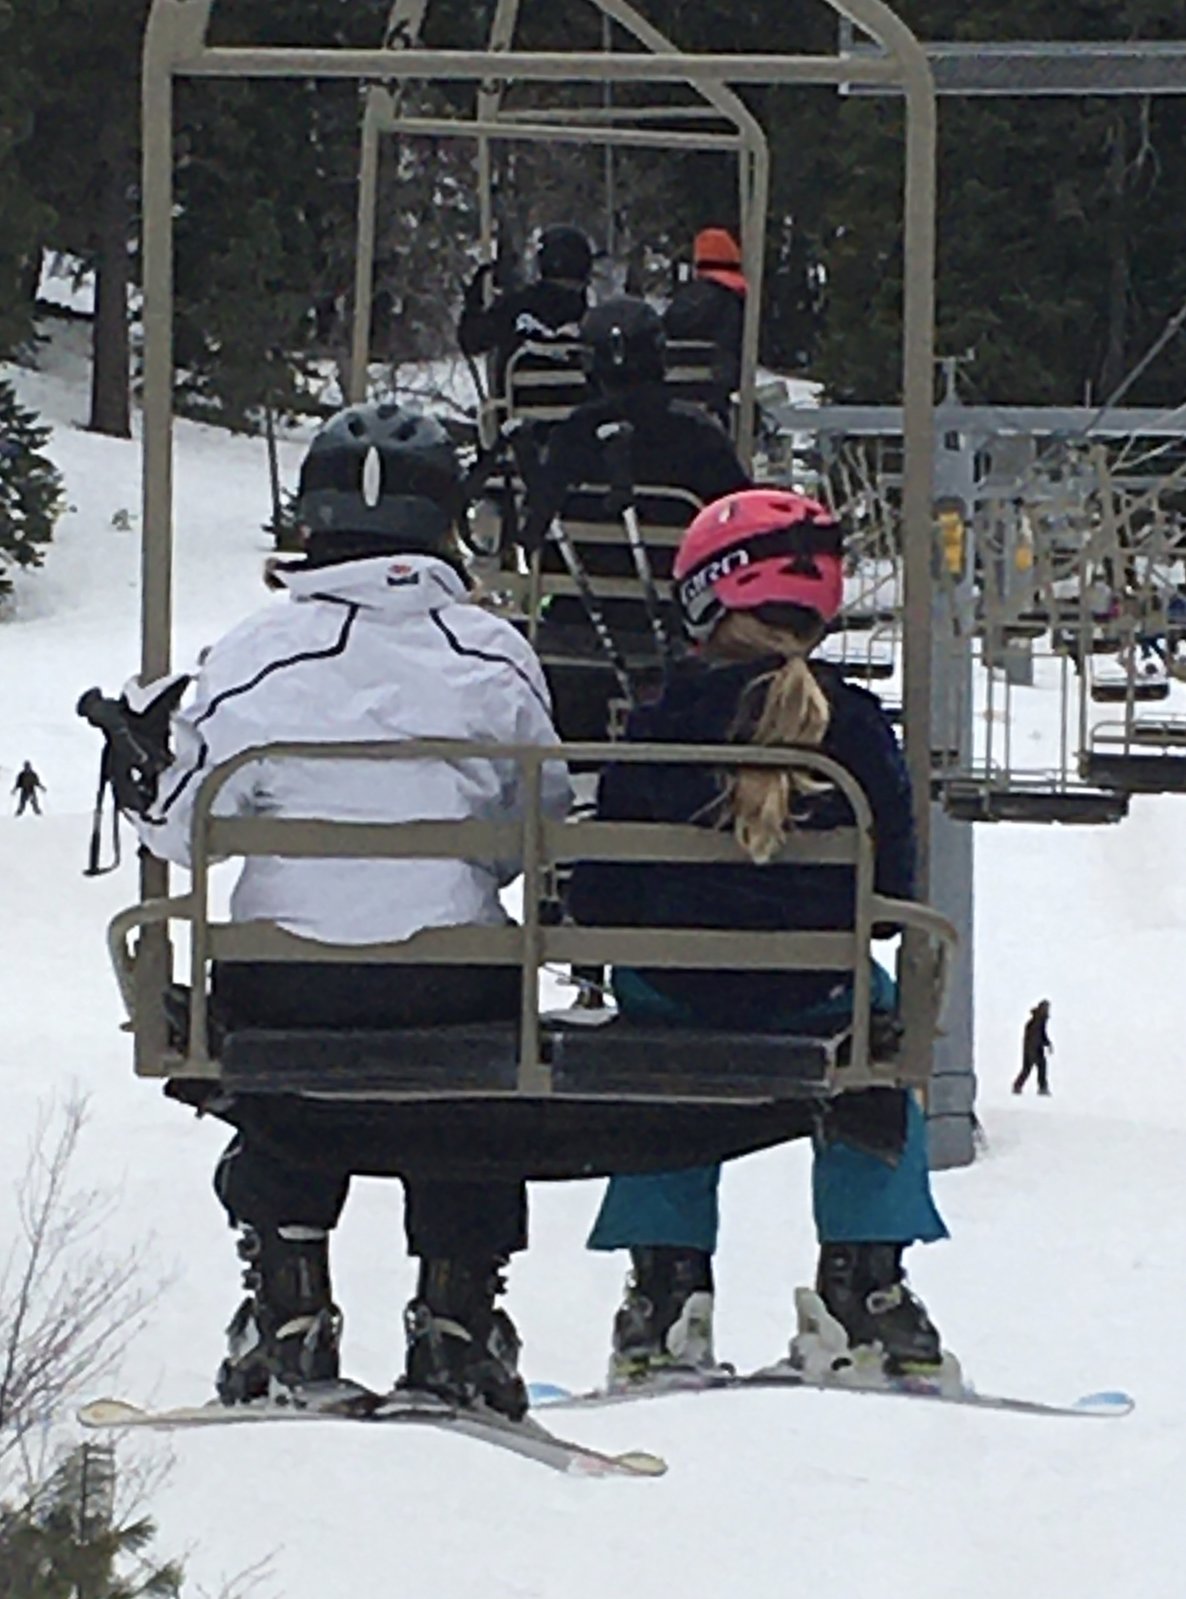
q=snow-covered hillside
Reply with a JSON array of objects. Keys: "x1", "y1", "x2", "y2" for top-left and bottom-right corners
[{"x1": 2, "y1": 328, "x2": 1184, "y2": 1598}]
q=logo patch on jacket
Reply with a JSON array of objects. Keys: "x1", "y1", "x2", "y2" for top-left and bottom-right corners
[{"x1": 386, "y1": 562, "x2": 421, "y2": 587}]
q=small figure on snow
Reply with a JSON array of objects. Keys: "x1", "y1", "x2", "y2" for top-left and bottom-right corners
[
  {"x1": 1013, "y1": 999, "x2": 1053, "y2": 1096},
  {"x1": 13, "y1": 760, "x2": 45, "y2": 815}
]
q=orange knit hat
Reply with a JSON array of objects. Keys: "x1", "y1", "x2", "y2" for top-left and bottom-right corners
[{"x1": 693, "y1": 227, "x2": 742, "y2": 269}]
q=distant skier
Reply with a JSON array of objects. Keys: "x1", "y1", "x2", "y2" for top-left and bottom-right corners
[
  {"x1": 127, "y1": 402, "x2": 570, "y2": 1418},
  {"x1": 13, "y1": 761, "x2": 45, "y2": 815},
  {"x1": 569, "y1": 487, "x2": 959, "y2": 1393},
  {"x1": 662, "y1": 226, "x2": 747, "y2": 424},
  {"x1": 457, "y1": 224, "x2": 594, "y2": 395},
  {"x1": 1013, "y1": 1000, "x2": 1053, "y2": 1096}
]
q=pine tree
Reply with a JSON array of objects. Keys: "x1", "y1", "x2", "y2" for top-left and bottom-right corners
[
  {"x1": 0, "y1": 0, "x2": 55, "y2": 359},
  {"x1": 0, "y1": 381, "x2": 64, "y2": 600},
  {"x1": 0, "y1": 1444, "x2": 184, "y2": 1598},
  {"x1": 12, "y1": 0, "x2": 148, "y2": 437}
]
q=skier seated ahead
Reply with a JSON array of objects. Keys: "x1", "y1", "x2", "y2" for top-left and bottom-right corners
[
  {"x1": 523, "y1": 296, "x2": 749, "y2": 738},
  {"x1": 134, "y1": 402, "x2": 570, "y2": 1419},
  {"x1": 569, "y1": 488, "x2": 960, "y2": 1393}
]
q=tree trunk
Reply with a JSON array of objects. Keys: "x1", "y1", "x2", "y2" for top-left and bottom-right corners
[
  {"x1": 88, "y1": 122, "x2": 131, "y2": 439},
  {"x1": 1098, "y1": 114, "x2": 1130, "y2": 403},
  {"x1": 263, "y1": 400, "x2": 292, "y2": 548}
]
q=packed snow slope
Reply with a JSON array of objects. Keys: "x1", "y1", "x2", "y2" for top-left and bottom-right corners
[{"x1": 2, "y1": 327, "x2": 1184, "y2": 1599}]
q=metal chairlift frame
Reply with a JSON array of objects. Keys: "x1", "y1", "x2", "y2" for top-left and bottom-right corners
[
  {"x1": 1081, "y1": 715, "x2": 1186, "y2": 795},
  {"x1": 138, "y1": 0, "x2": 940, "y2": 1085},
  {"x1": 349, "y1": 0, "x2": 770, "y2": 462},
  {"x1": 107, "y1": 739, "x2": 956, "y2": 1103}
]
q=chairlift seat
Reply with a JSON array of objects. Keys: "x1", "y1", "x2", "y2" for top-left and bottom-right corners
[
  {"x1": 163, "y1": 1006, "x2": 897, "y2": 1181},
  {"x1": 997, "y1": 617, "x2": 1048, "y2": 642},
  {"x1": 1129, "y1": 719, "x2": 1186, "y2": 747},
  {"x1": 942, "y1": 781, "x2": 1129, "y2": 825},
  {"x1": 545, "y1": 1010, "x2": 901, "y2": 1097},
  {"x1": 1053, "y1": 629, "x2": 1123, "y2": 656},
  {"x1": 1090, "y1": 679, "x2": 1170, "y2": 704},
  {"x1": 113, "y1": 737, "x2": 957, "y2": 1176},
  {"x1": 835, "y1": 608, "x2": 899, "y2": 633},
  {"x1": 180, "y1": 996, "x2": 897, "y2": 1103},
  {"x1": 821, "y1": 648, "x2": 896, "y2": 681},
  {"x1": 1081, "y1": 747, "x2": 1186, "y2": 793}
]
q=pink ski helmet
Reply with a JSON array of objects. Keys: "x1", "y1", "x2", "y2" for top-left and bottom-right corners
[{"x1": 673, "y1": 488, "x2": 844, "y2": 642}]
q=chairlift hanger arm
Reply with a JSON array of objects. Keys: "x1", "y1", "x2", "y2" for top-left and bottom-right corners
[
  {"x1": 841, "y1": 38, "x2": 1186, "y2": 97},
  {"x1": 174, "y1": 48, "x2": 906, "y2": 88}
]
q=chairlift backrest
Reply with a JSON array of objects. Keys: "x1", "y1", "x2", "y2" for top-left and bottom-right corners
[
  {"x1": 663, "y1": 338, "x2": 731, "y2": 421},
  {"x1": 513, "y1": 484, "x2": 703, "y2": 658},
  {"x1": 107, "y1": 738, "x2": 955, "y2": 1098},
  {"x1": 504, "y1": 339, "x2": 589, "y2": 423}
]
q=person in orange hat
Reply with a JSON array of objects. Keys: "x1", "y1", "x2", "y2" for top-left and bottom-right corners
[{"x1": 662, "y1": 227, "x2": 748, "y2": 423}]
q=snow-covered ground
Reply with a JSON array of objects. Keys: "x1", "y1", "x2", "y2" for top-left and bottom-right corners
[{"x1": 2, "y1": 328, "x2": 1185, "y2": 1597}]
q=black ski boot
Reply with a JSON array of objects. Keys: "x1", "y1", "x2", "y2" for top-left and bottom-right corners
[
  {"x1": 814, "y1": 1243, "x2": 942, "y2": 1373},
  {"x1": 609, "y1": 1247, "x2": 719, "y2": 1389},
  {"x1": 217, "y1": 1224, "x2": 343, "y2": 1405},
  {"x1": 402, "y1": 1259, "x2": 528, "y2": 1421}
]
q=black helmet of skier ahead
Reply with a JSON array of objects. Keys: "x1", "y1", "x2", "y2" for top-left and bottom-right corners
[
  {"x1": 536, "y1": 224, "x2": 595, "y2": 284},
  {"x1": 580, "y1": 296, "x2": 667, "y2": 388},
  {"x1": 297, "y1": 402, "x2": 463, "y2": 561}
]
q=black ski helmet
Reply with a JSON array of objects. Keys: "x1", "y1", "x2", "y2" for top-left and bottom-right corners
[
  {"x1": 537, "y1": 224, "x2": 594, "y2": 284},
  {"x1": 580, "y1": 297, "x2": 666, "y2": 388},
  {"x1": 297, "y1": 402, "x2": 462, "y2": 557}
]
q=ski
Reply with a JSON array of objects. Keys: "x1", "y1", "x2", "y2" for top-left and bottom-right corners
[
  {"x1": 529, "y1": 1369, "x2": 1134, "y2": 1421},
  {"x1": 78, "y1": 1391, "x2": 666, "y2": 1479}
]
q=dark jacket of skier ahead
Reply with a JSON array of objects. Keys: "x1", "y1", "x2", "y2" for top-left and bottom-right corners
[
  {"x1": 457, "y1": 225, "x2": 593, "y2": 394},
  {"x1": 663, "y1": 227, "x2": 747, "y2": 421},
  {"x1": 569, "y1": 654, "x2": 915, "y2": 1029}
]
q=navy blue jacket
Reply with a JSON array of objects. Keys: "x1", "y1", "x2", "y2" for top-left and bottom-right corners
[{"x1": 568, "y1": 656, "x2": 916, "y2": 1027}]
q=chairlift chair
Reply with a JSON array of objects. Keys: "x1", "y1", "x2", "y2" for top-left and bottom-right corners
[{"x1": 107, "y1": 739, "x2": 956, "y2": 1181}]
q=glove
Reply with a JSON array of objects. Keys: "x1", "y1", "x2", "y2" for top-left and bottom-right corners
[
  {"x1": 594, "y1": 421, "x2": 636, "y2": 517},
  {"x1": 463, "y1": 260, "x2": 496, "y2": 310},
  {"x1": 77, "y1": 672, "x2": 190, "y2": 815},
  {"x1": 121, "y1": 671, "x2": 191, "y2": 763}
]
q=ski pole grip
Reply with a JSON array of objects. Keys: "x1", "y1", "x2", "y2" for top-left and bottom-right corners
[{"x1": 594, "y1": 420, "x2": 636, "y2": 515}]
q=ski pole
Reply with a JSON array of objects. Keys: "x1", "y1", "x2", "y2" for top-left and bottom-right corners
[
  {"x1": 594, "y1": 420, "x2": 674, "y2": 666},
  {"x1": 505, "y1": 422, "x2": 636, "y2": 704}
]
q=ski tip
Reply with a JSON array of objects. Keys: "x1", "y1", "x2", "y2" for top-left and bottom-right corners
[
  {"x1": 566, "y1": 1449, "x2": 668, "y2": 1479},
  {"x1": 528, "y1": 1381, "x2": 574, "y2": 1406},
  {"x1": 1074, "y1": 1390, "x2": 1135, "y2": 1416},
  {"x1": 78, "y1": 1399, "x2": 144, "y2": 1429},
  {"x1": 614, "y1": 1449, "x2": 668, "y2": 1477}
]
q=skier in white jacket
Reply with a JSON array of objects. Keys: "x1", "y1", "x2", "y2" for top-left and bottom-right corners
[{"x1": 135, "y1": 401, "x2": 570, "y2": 1418}]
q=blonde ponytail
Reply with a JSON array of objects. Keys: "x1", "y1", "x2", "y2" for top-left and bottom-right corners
[{"x1": 710, "y1": 612, "x2": 832, "y2": 864}]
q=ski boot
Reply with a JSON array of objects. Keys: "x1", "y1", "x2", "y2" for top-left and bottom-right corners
[
  {"x1": 401, "y1": 1258, "x2": 529, "y2": 1421},
  {"x1": 788, "y1": 1243, "x2": 962, "y2": 1395},
  {"x1": 216, "y1": 1224, "x2": 345, "y2": 1407},
  {"x1": 608, "y1": 1247, "x2": 724, "y2": 1391}
]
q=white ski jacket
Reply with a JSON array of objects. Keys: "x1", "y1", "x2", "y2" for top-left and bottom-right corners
[{"x1": 137, "y1": 554, "x2": 571, "y2": 945}]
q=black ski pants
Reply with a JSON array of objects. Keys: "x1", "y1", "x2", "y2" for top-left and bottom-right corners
[
  {"x1": 1012, "y1": 1050, "x2": 1050, "y2": 1095},
  {"x1": 211, "y1": 961, "x2": 527, "y2": 1260}
]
